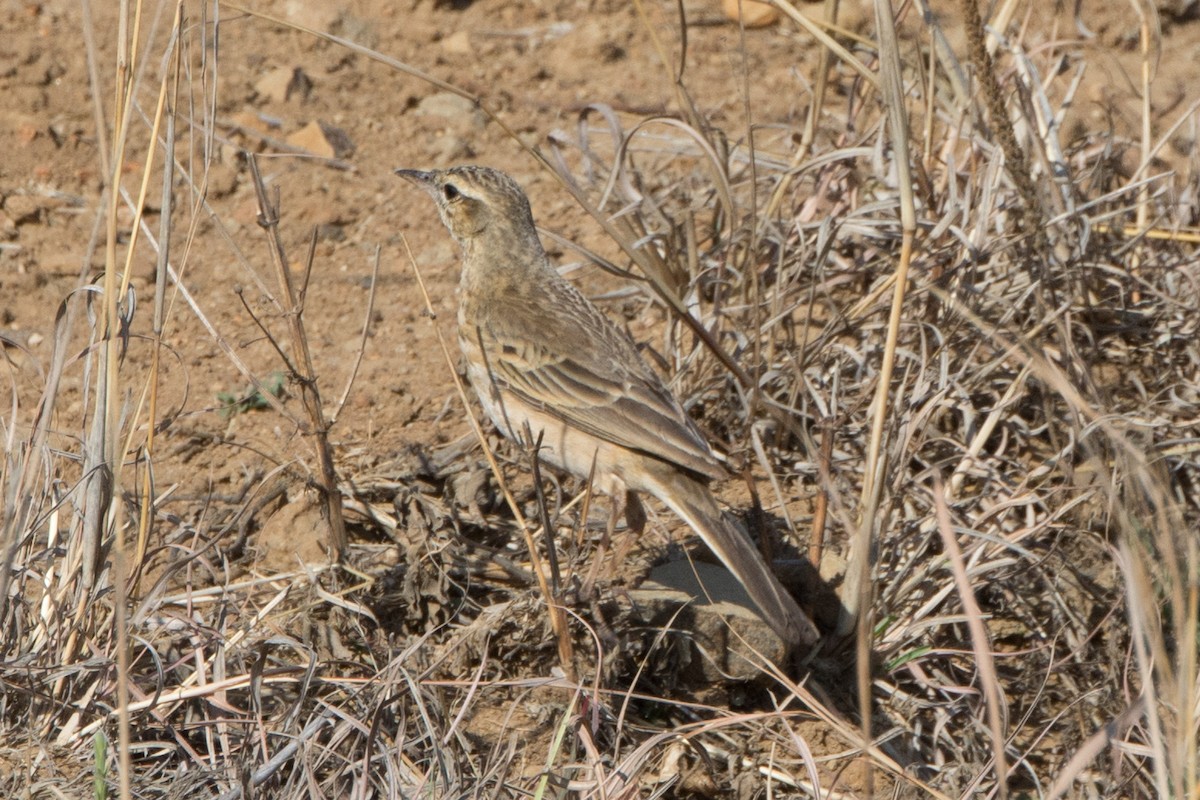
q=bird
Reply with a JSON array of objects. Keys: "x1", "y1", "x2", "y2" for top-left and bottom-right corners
[{"x1": 396, "y1": 165, "x2": 817, "y2": 649}]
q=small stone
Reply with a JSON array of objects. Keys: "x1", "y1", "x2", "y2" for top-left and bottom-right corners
[
  {"x1": 432, "y1": 133, "x2": 474, "y2": 163},
  {"x1": 255, "y1": 66, "x2": 292, "y2": 103},
  {"x1": 255, "y1": 66, "x2": 312, "y2": 103},
  {"x1": 3, "y1": 195, "x2": 50, "y2": 225},
  {"x1": 285, "y1": 0, "x2": 341, "y2": 32},
  {"x1": 415, "y1": 91, "x2": 487, "y2": 132},
  {"x1": 416, "y1": 91, "x2": 477, "y2": 119},
  {"x1": 441, "y1": 30, "x2": 472, "y2": 55},
  {"x1": 287, "y1": 120, "x2": 355, "y2": 159},
  {"x1": 257, "y1": 494, "x2": 333, "y2": 571},
  {"x1": 207, "y1": 162, "x2": 240, "y2": 199},
  {"x1": 16, "y1": 121, "x2": 41, "y2": 145},
  {"x1": 722, "y1": 0, "x2": 780, "y2": 28}
]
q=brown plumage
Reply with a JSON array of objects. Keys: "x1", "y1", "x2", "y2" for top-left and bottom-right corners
[{"x1": 397, "y1": 165, "x2": 817, "y2": 648}]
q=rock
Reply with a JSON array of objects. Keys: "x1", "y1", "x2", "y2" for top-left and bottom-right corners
[
  {"x1": 255, "y1": 66, "x2": 293, "y2": 103},
  {"x1": 415, "y1": 91, "x2": 487, "y2": 132},
  {"x1": 287, "y1": 120, "x2": 355, "y2": 159},
  {"x1": 255, "y1": 66, "x2": 312, "y2": 103},
  {"x1": 440, "y1": 30, "x2": 472, "y2": 55},
  {"x1": 285, "y1": 1, "x2": 341, "y2": 32},
  {"x1": 3, "y1": 194, "x2": 56, "y2": 225},
  {"x1": 722, "y1": 0, "x2": 780, "y2": 28},
  {"x1": 337, "y1": 14, "x2": 378, "y2": 48},
  {"x1": 416, "y1": 91, "x2": 475, "y2": 117},
  {"x1": 629, "y1": 560, "x2": 790, "y2": 682},
  {"x1": 256, "y1": 493, "x2": 333, "y2": 571},
  {"x1": 207, "y1": 162, "x2": 240, "y2": 199},
  {"x1": 432, "y1": 133, "x2": 474, "y2": 163}
]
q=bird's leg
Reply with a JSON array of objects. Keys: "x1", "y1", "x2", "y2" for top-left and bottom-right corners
[
  {"x1": 609, "y1": 490, "x2": 643, "y2": 580},
  {"x1": 581, "y1": 489, "x2": 645, "y2": 602},
  {"x1": 523, "y1": 425, "x2": 562, "y2": 595},
  {"x1": 578, "y1": 484, "x2": 626, "y2": 602},
  {"x1": 578, "y1": 504, "x2": 610, "y2": 604}
]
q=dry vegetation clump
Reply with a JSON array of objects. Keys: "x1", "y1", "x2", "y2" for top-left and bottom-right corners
[{"x1": 1, "y1": 0, "x2": 1198, "y2": 798}]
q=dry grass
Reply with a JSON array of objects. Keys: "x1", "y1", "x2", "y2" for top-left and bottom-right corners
[{"x1": 2, "y1": 0, "x2": 1197, "y2": 797}]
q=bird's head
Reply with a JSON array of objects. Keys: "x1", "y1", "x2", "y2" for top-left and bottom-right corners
[{"x1": 395, "y1": 166, "x2": 537, "y2": 248}]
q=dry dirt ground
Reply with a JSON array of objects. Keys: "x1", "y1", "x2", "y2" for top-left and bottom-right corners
[
  {"x1": 2, "y1": 0, "x2": 1199, "y2": 795},
  {"x1": 6, "y1": 0, "x2": 1199, "y2": 504}
]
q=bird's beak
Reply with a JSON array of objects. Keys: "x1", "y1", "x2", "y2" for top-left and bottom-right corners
[{"x1": 395, "y1": 168, "x2": 436, "y2": 191}]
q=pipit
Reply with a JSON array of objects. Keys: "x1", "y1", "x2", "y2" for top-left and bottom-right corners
[{"x1": 397, "y1": 165, "x2": 817, "y2": 648}]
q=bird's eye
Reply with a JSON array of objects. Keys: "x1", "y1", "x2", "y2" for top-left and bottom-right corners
[{"x1": 443, "y1": 183, "x2": 460, "y2": 201}]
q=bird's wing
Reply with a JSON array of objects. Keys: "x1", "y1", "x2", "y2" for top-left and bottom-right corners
[{"x1": 472, "y1": 283, "x2": 727, "y2": 481}]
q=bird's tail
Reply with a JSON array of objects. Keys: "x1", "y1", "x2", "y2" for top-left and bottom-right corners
[{"x1": 642, "y1": 465, "x2": 819, "y2": 650}]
